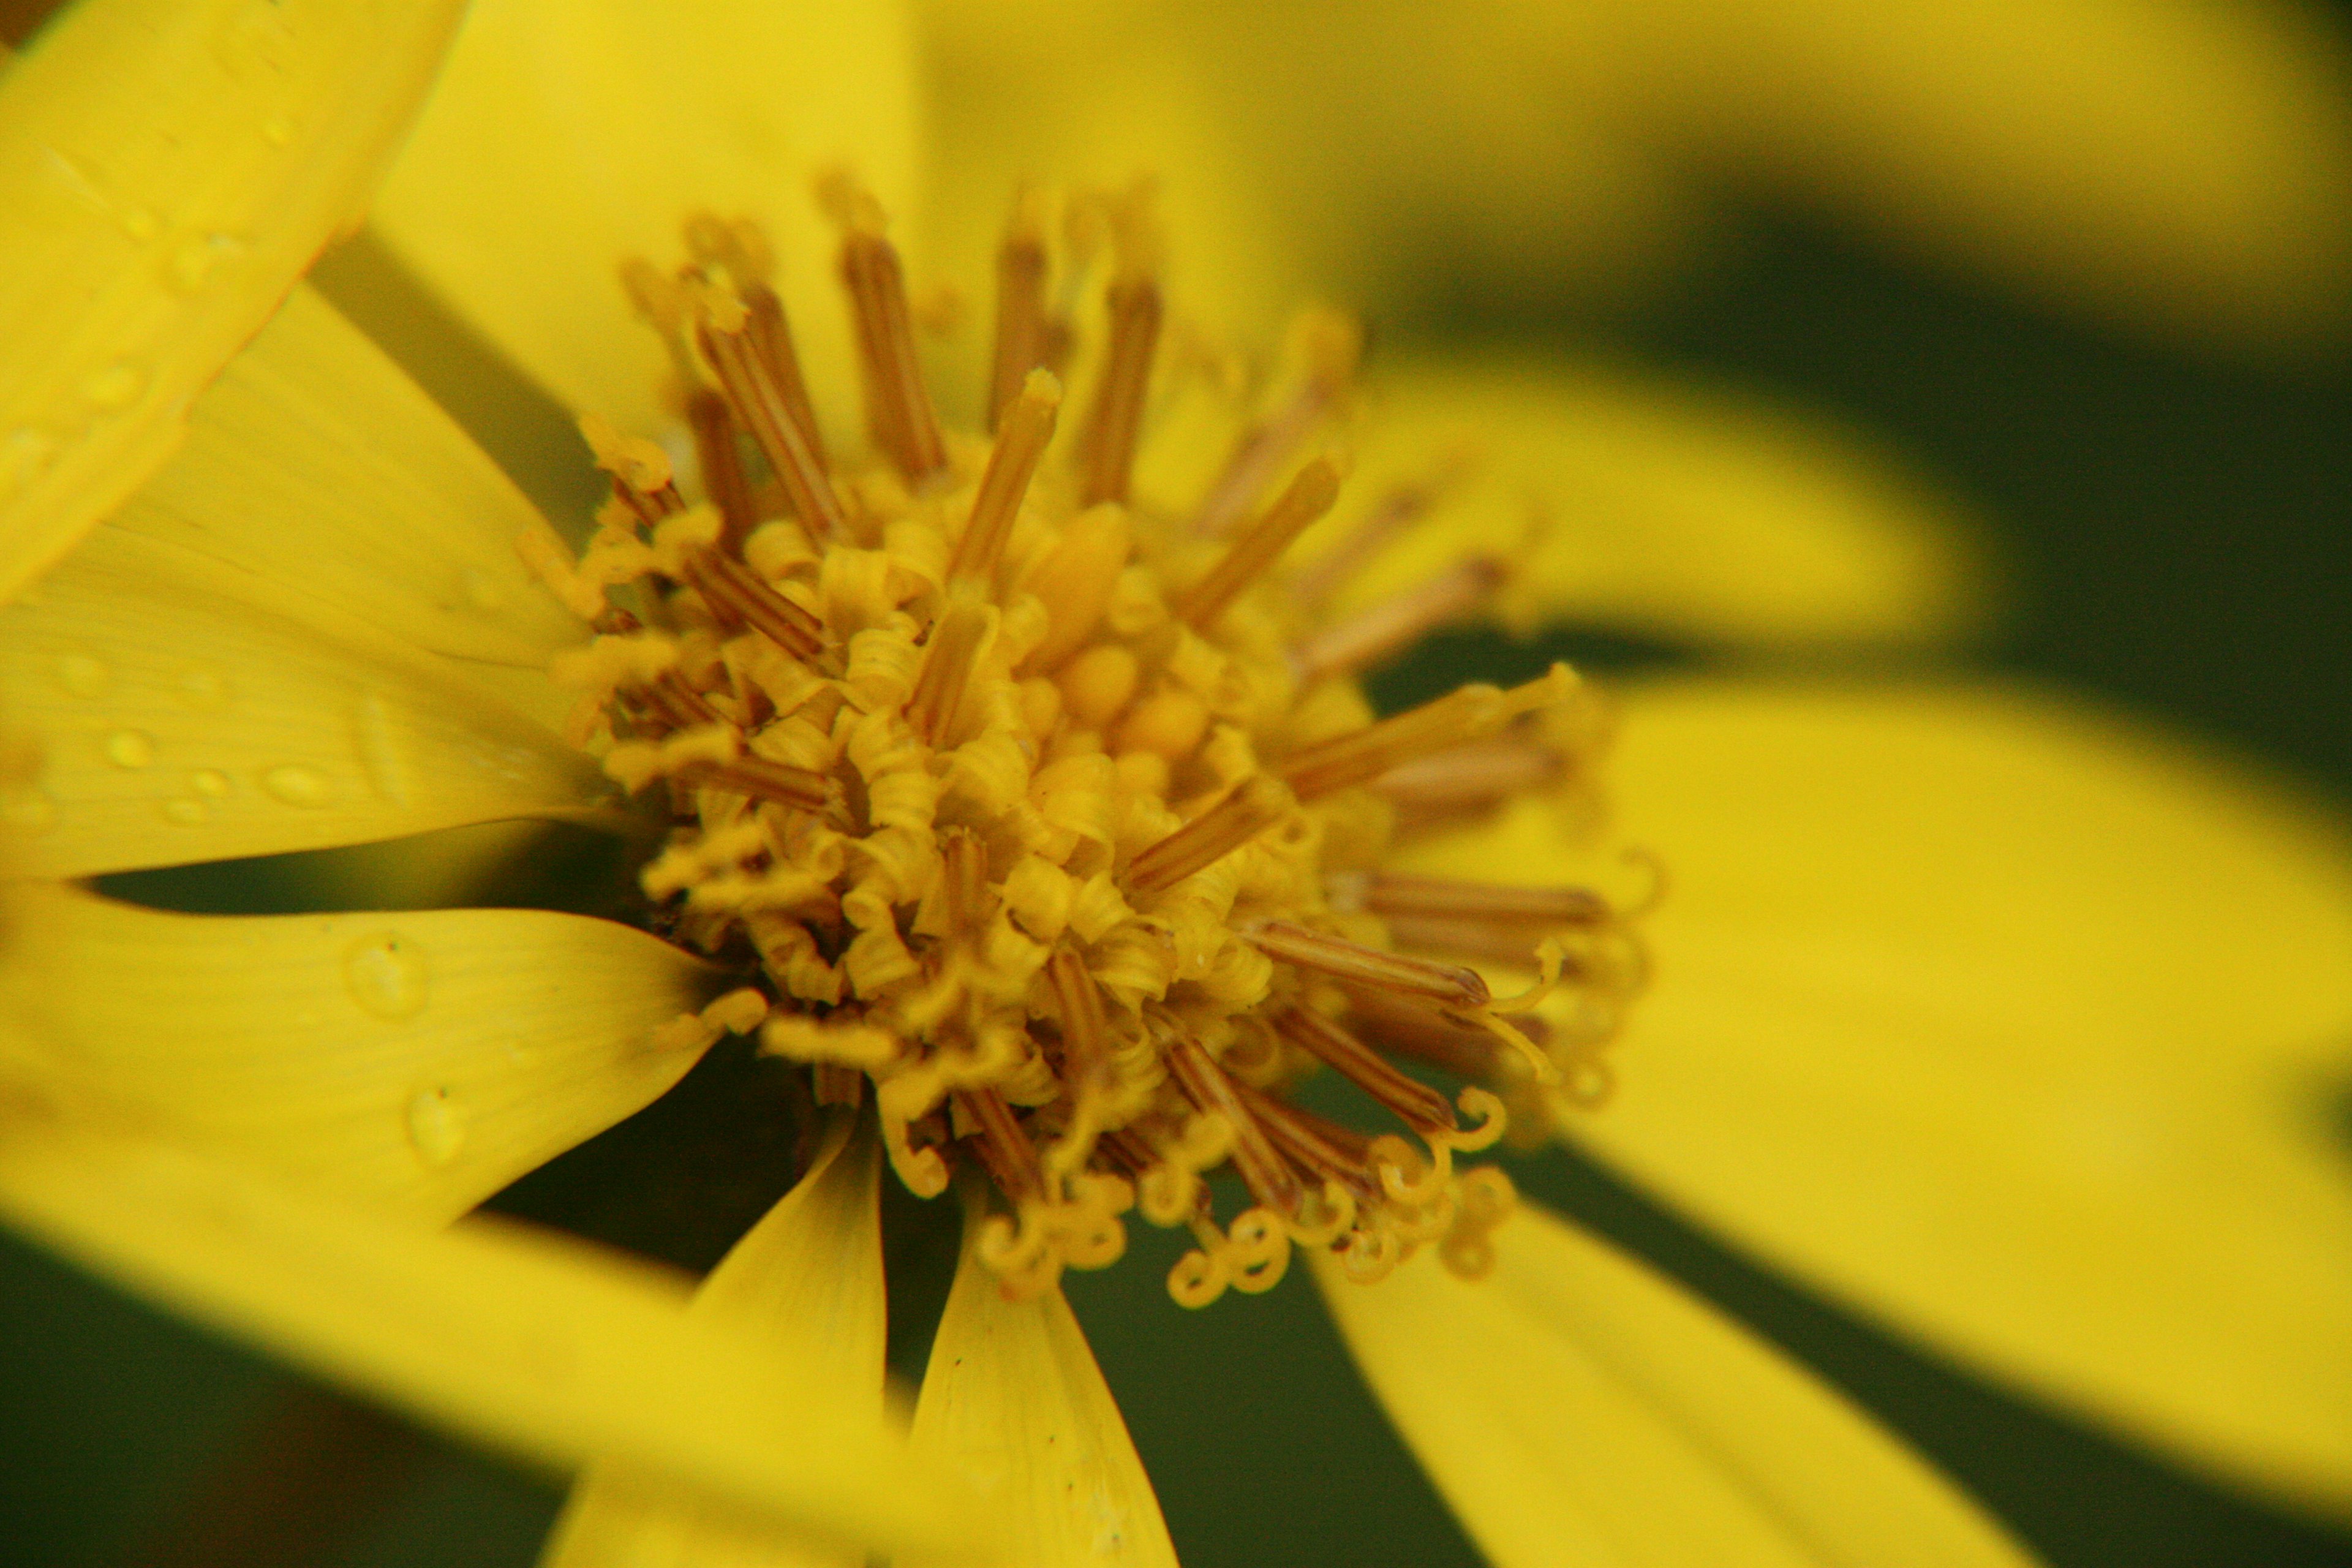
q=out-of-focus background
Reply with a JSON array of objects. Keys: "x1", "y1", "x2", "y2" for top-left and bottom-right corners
[{"x1": 2, "y1": 1, "x2": 2349, "y2": 1564}]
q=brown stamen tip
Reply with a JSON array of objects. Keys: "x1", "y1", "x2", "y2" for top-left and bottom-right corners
[
  {"x1": 1047, "y1": 948, "x2": 1109, "y2": 1089},
  {"x1": 1276, "y1": 664, "x2": 1577, "y2": 802},
  {"x1": 940, "y1": 828, "x2": 988, "y2": 937},
  {"x1": 1291, "y1": 555, "x2": 1506, "y2": 682},
  {"x1": 1077, "y1": 274, "x2": 1163, "y2": 507},
  {"x1": 675, "y1": 755, "x2": 829, "y2": 812},
  {"x1": 1369, "y1": 736, "x2": 1566, "y2": 813},
  {"x1": 948, "y1": 369, "x2": 1062, "y2": 587},
  {"x1": 1249, "y1": 921, "x2": 1490, "y2": 1009},
  {"x1": 907, "y1": 601, "x2": 993, "y2": 746},
  {"x1": 679, "y1": 548, "x2": 824, "y2": 661},
  {"x1": 990, "y1": 188, "x2": 1052, "y2": 431},
  {"x1": 1274, "y1": 1007, "x2": 1458, "y2": 1134},
  {"x1": 956, "y1": 1086, "x2": 1042, "y2": 1202},
  {"x1": 1169, "y1": 457, "x2": 1343, "y2": 630},
  {"x1": 1361, "y1": 872, "x2": 1610, "y2": 927},
  {"x1": 1165, "y1": 1035, "x2": 1305, "y2": 1219},
  {"x1": 741, "y1": 280, "x2": 829, "y2": 473},
  {"x1": 1124, "y1": 774, "x2": 1294, "y2": 896},
  {"x1": 698, "y1": 306, "x2": 846, "y2": 540},
  {"x1": 685, "y1": 390, "x2": 758, "y2": 551},
  {"x1": 824, "y1": 179, "x2": 947, "y2": 482}
]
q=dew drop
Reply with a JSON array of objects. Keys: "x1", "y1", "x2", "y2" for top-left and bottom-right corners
[
  {"x1": 81, "y1": 363, "x2": 146, "y2": 412},
  {"x1": 159, "y1": 798, "x2": 209, "y2": 826},
  {"x1": 344, "y1": 931, "x2": 429, "y2": 1020},
  {"x1": 187, "y1": 768, "x2": 230, "y2": 799},
  {"x1": 404, "y1": 1087, "x2": 464, "y2": 1168},
  {"x1": 0, "y1": 788, "x2": 59, "y2": 834},
  {"x1": 55, "y1": 654, "x2": 110, "y2": 698},
  {"x1": 165, "y1": 232, "x2": 243, "y2": 295},
  {"x1": 261, "y1": 764, "x2": 335, "y2": 807},
  {"x1": 104, "y1": 730, "x2": 156, "y2": 769},
  {"x1": 176, "y1": 665, "x2": 230, "y2": 710}
]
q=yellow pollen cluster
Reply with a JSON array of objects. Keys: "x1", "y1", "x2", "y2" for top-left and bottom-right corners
[{"x1": 523, "y1": 184, "x2": 1645, "y2": 1305}]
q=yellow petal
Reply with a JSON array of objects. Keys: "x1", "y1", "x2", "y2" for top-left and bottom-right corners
[
  {"x1": 0, "y1": 0, "x2": 465, "y2": 603},
  {"x1": 0, "y1": 524, "x2": 616, "y2": 879},
  {"x1": 0, "y1": 881, "x2": 720, "y2": 1221},
  {"x1": 903, "y1": 1212, "x2": 1175, "y2": 1568},
  {"x1": 370, "y1": 0, "x2": 920, "y2": 442},
  {"x1": 0, "y1": 1120, "x2": 970, "y2": 1561},
  {"x1": 1293, "y1": 360, "x2": 1985, "y2": 649},
  {"x1": 544, "y1": 1117, "x2": 888, "y2": 1568},
  {"x1": 1406, "y1": 680, "x2": 2352, "y2": 1517},
  {"x1": 110, "y1": 284, "x2": 583, "y2": 668},
  {"x1": 1315, "y1": 1204, "x2": 2035, "y2": 1568}
]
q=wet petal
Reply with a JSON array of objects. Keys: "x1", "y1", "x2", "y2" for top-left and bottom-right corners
[
  {"x1": 903, "y1": 1214, "x2": 1175, "y2": 1568},
  {"x1": 1316, "y1": 1204, "x2": 2035, "y2": 1568},
  {"x1": 1297, "y1": 360, "x2": 1985, "y2": 649},
  {"x1": 0, "y1": 1119, "x2": 970, "y2": 1561},
  {"x1": 0, "y1": 0, "x2": 464, "y2": 602},
  {"x1": 0, "y1": 881, "x2": 718, "y2": 1222},
  {"x1": 371, "y1": 0, "x2": 920, "y2": 441},
  {"x1": 1405, "y1": 680, "x2": 2352, "y2": 1517},
  {"x1": 110, "y1": 284, "x2": 583, "y2": 667},
  {"x1": 544, "y1": 1117, "x2": 888, "y2": 1568},
  {"x1": 0, "y1": 524, "x2": 616, "y2": 879}
]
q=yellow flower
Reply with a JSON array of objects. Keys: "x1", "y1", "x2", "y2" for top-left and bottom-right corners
[{"x1": 0, "y1": 4, "x2": 2346, "y2": 1567}]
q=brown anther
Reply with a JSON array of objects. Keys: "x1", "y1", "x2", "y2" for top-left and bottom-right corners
[
  {"x1": 674, "y1": 755, "x2": 829, "y2": 812},
  {"x1": 1165, "y1": 1035, "x2": 1303, "y2": 1219},
  {"x1": 680, "y1": 547, "x2": 824, "y2": 660},
  {"x1": 1195, "y1": 314, "x2": 1361, "y2": 537},
  {"x1": 1248, "y1": 921, "x2": 1489, "y2": 1009},
  {"x1": 948, "y1": 369, "x2": 1061, "y2": 587},
  {"x1": 1290, "y1": 468, "x2": 1462, "y2": 608},
  {"x1": 1124, "y1": 775, "x2": 1293, "y2": 896},
  {"x1": 686, "y1": 390, "x2": 760, "y2": 552},
  {"x1": 1046, "y1": 948, "x2": 1109, "y2": 1090},
  {"x1": 990, "y1": 190, "x2": 1052, "y2": 431},
  {"x1": 1362, "y1": 872, "x2": 1609, "y2": 927},
  {"x1": 1227, "y1": 1076, "x2": 1379, "y2": 1198},
  {"x1": 1346, "y1": 987, "x2": 1521, "y2": 1081},
  {"x1": 1168, "y1": 458, "x2": 1343, "y2": 630},
  {"x1": 813, "y1": 1063, "x2": 864, "y2": 1107},
  {"x1": 955, "y1": 1087, "x2": 1042, "y2": 1202},
  {"x1": 1276, "y1": 665, "x2": 1575, "y2": 802},
  {"x1": 632, "y1": 671, "x2": 718, "y2": 733},
  {"x1": 1370, "y1": 736, "x2": 1567, "y2": 814},
  {"x1": 1381, "y1": 915, "x2": 1570, "y2": 970},
  {"x1": 826, "y1": 183, "x2": 947, "y2": 482},
  {"x1": 1077, "y1": 276, "x2": 1162, "y2": 506},
  {"x1": 907, "y1": 601, "x2": 992, "y2": 747},
  {"x1": 940, "y1": 829, "x2": 988, "y2": 937},
  {"x1": 739, "y1": 281, "x2": 829, "y2": 474},
  {"x1": 1273, "y1": 1007, "x2": 1457, "y2": 1134},
  {"x1": 699, "y1": 312, "x2": 846, "y2": 539},
  {"x1": 1291, "y1": 556, "x2": 1506, "y2": 682}
]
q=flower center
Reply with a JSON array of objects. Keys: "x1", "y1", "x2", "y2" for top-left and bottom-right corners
[{"x1": 521, "y1": 181, "x2": 1644, "y2": 1305}]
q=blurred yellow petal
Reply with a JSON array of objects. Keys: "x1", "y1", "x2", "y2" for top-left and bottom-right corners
[
  {"x1": 111, "y1": 285, "x2": 582, "y2": 668},
  {"x1": 0, "y1": 0, "x2": 464, "y2": 603},
  {"x1": 545, "y1": 1117, "x2": 888, "y2": 1568},
  {"x1": 0, "y1": 1120, "x2": 970, "y2": 1561},
  {"x1": 1295, "y1": 360, "x2": 1984, "y2": 648},
  {"x1": 1406, "y1": 680, "x2": 2352, "y2": 1516},
  {"x1": 1316, "y1": 1204, "x2": 2035, "y2": 1568},
  {"x1": 0, "y1": 881, "x2": 718, "y2": 1222},
  {"x1": 371, "y1": 0, "x2": 920, "y2": 441},
  {"x1": 0, "y1": 524, "x2": 616, "y2": 879},
  {"x1": 903, "y1": 1214, "x2": 1175, "y2": 1568}
]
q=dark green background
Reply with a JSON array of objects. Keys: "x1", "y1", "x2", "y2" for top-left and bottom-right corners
[{"x1": 3, "y1": 11, "x2": 2351, "y2": 1564}]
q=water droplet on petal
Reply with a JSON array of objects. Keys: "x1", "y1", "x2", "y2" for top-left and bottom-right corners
[
  {"x1": 344, "y1": 931, "x2": 428, "y2": 1020},
  {"x1": 404, "y1": 1086, "x2": 464, "y2": 1167},
  {"x1": 104, "y1": 730, "x2": 156, "y2": 769},
  {"x1": 55, "y1": 654, "x2": 110, "y2": 698},
  {"x1": 81, "y1": 363, "x2": 146, "y2": 412},
  {"x1": 159, "y1": 798, "x2": 209, "y2": 826},
  {"x1": 261, "y1": 764, "x2": 335, "y2": 807},
  {"x1": 187, "y1": 769, "x2": 230, "y2": 799},
  {"x1": 1, "y1": 787, "x2": 59, "y2": 834}
]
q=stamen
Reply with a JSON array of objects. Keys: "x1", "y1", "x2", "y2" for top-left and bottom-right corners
[
  {"x1": 1381, "y1": 916, "x2": 1576, "y2": 970},
  {"x1": 1362, "y1": 872, "x2": 1609, "y2": 927},
  {"x1": 1046, "y1": 948, "x2": 1107, "y2": 1090},
  {"x1": 1289, "y1": 461, "x2": 1466, "y2": 609},
  {"x1": 1370, "y1": 735, "x2": 1566, "y2": 813},
  {"x1": 685, "y1": 391, "x2": 759, "y2": 552},
  {"x1": 1168, "y1": 458, "x2": 1343, "y2": 630},
  {"x1": 990, "y1": 188, "x2": 1052, "y2": 431},
  {"x1": 1277, "y1": 664, "x2": 1577, "y2": 801},
  {"x1": 675, "y1": 755, "x2": 829, "y2": 812},
  {"x1": 679, "y1": 548, "x2": 824, "y2": 660},
  {"x1": 1272, "y1": 1006, "x2": 1457, "y2": 1134},
  {"x1": 1195, "y1": 311, "x2": 1360, "y2": 537},
  {"x1": 1291, "y1": 556, "x2": 1505, "y2": 682},
  {"x1": 1124, "y1": 775, "x2": 1294, "y2": 895},
  {"x1": 581, "y1": 413, "x2": 684, "y2": 520},
  {"x1": 948, "y1": 369, "x2": 1062, "y2": 587},
  {"x1": 955, "y1": 1086, "x2": 1042, "y2": 1202},
  {"x1": 698, "y1": 293, "x2": 846, "y2": 539},
  {"x1": 907, "y1": 601, "x2": 993, "y2": 746},
  {"x1": 1077, "y1": 217, "x2": 1163, "y2": 505},
  {"x1": 1248, "y1": 921, "x2": 1488, "y2": 1009},
  {"x1": 1165, "y1": 1035, "x2": 1303, "y2": 1219},
  {"x1": 821, "y1": 175, "x2": 947, "y2": 482}
]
